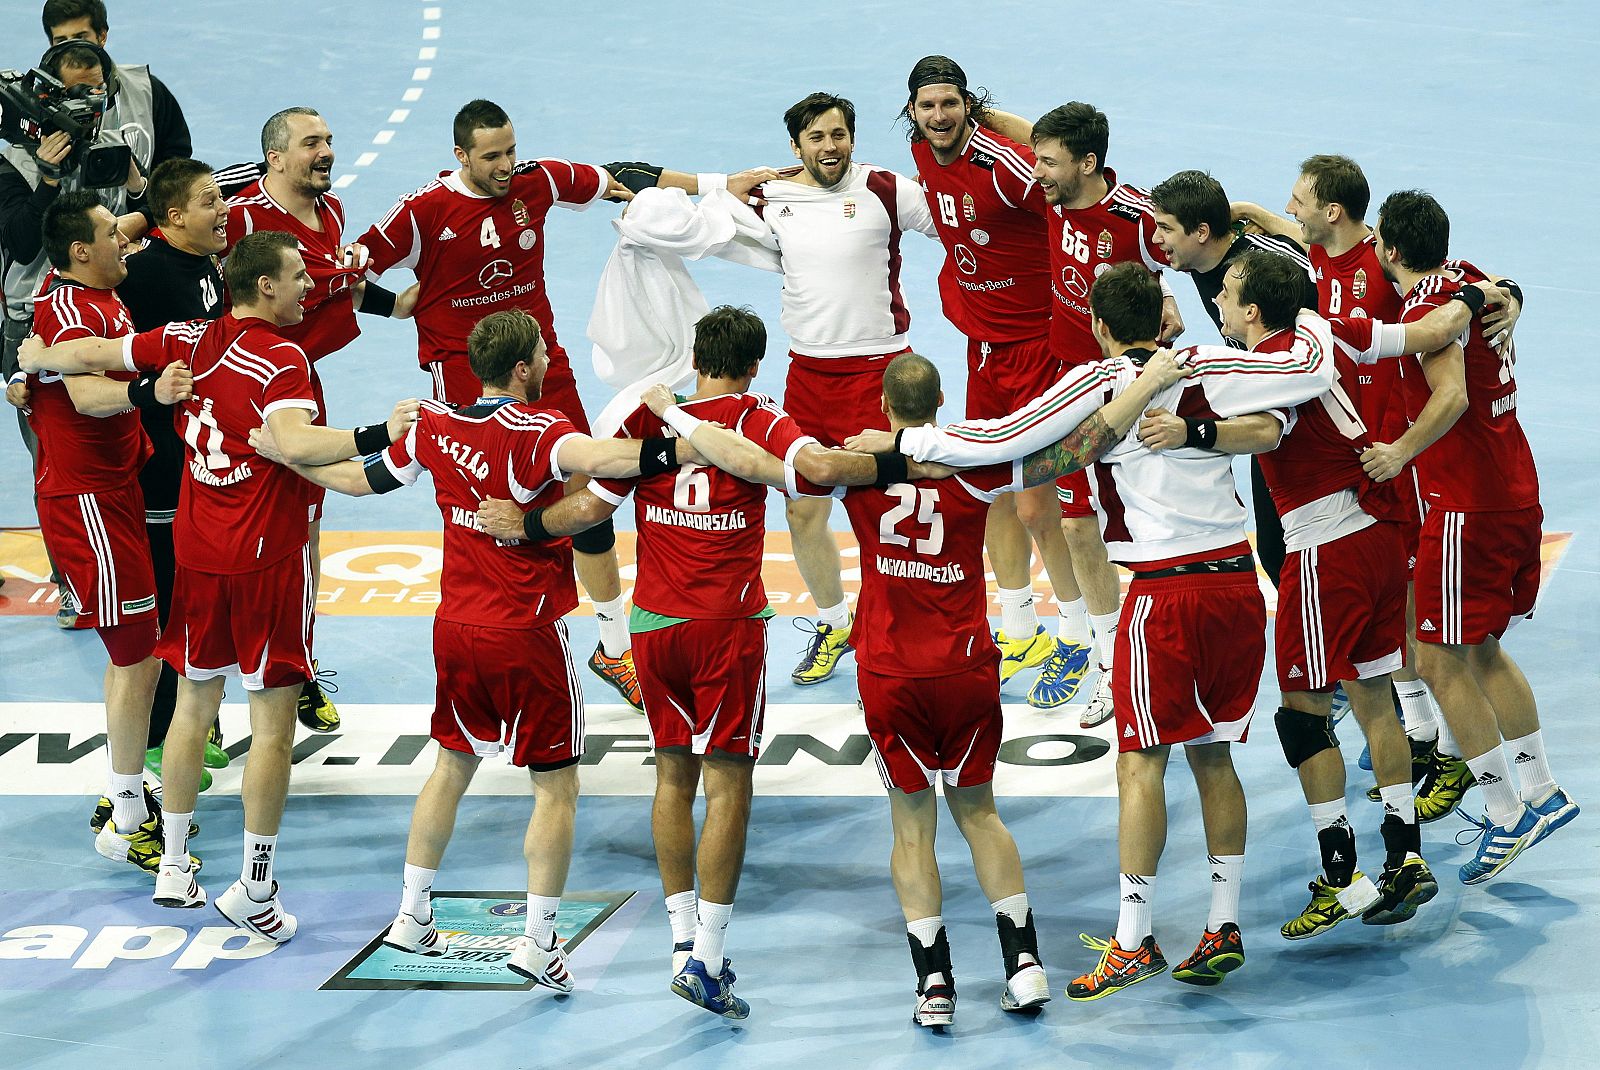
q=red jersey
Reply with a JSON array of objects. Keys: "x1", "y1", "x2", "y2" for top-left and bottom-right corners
[
  {"x1": 842, "y1": 462, "x2": 1022, "y2": 677},
  {"x1": 1034, "y1": 169, "x2": 1169, "y2": 365},
  {"x1": 911, "y1": 127, "x2": 1051, "y2": 343},
  {"x1": 377, "y1": 397, "x2": 579, "y2": 629},
  {"x1": 591, "y1": 393, "x2": 816, "y2": 619},
  {"x1": 27, "y1": 274, "x2": 149, "y2": 497},
  {"x1": 226, "y1": 183, "x2": 361, "y2": 361},
  {"x1": 1400, "y1": 262, "x2": 1539, "y2": 512},
  {"x1": 360, "y1": 159, "x2": 607, "y2": 368},
  {"x1": 128, "y1": 314, "x2": 315, "y2": 573},
  {"x1": 1310, "y1": 234, "x2": 1414, "y2": 441}
]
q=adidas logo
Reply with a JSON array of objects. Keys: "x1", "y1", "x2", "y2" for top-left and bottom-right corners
[
  {"x1": 778, "y1": 206, "x2": 794, "y2": 217},
  {"x1": 253, "y1": 851, "x2": 272, "y2": 862},
  {"x1": 438, "y1": 226, "x2": 457, "y2": 240},
  {"x1": 1384, "y1": 803, "x2": 1400, "y2": 816},
  {"x1": 1123, "y1": 724, "x2": 1135, "y2": 739},
  {"x1": 116, "y1": 789, "x2": 139, "y2": 799},
  {"x1": 1477, "y1": 771, "x2": 1502, "y2": 785},
  {"x1": 1420, "y1": 619, "x2": 1438, "y2": 633},
  {"x1": 1121, "y1": 893, "x2": 1146, "y2": 904},
  {"x1": 1211, "y1": 872, "x2": 1227, "y2": 883},
  {"x1": 1287, "y1": 665, "x2": 1304, "y2": 679},
  {"x1": 1514, "y1": 752, "x2": 1535, "y2": 764},
  {"x1": 542, "y1": 910, "x2": 558, "y2": 921}
]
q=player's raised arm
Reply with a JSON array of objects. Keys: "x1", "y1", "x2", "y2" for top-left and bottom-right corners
[
  {"x1": 1231, "y1": 201, "x2": 1303, "y2": 246},
  {"x1": 551, "y1": 430, "x2": 700, "y2": 482},
  {"x1": 18, "y1": 331, "x2": 137, "y2": 375},
  {"x1": 476, "y1": 488, "x2": 619, "y2": 544},
  {"x1": 1135, "y1": 408, "x2": 1286, "y2": 454}
]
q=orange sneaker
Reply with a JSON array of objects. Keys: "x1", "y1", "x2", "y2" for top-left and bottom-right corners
[
  {"x1": 588, "y1": 645, "x2": 644, "y2": 712},
  {"x1": 1066, "y1": 933, "x2": 1167, "y2": 1001},
  {"x1": 1172, "y1": 923, "x2": 1245, "y2": 987}
]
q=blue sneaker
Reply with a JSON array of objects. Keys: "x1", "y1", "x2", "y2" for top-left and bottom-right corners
[
  {"x1": 1027, "y1": 639, "x2": 1092, "y2": 708},
  {"x1": 671, "y1": 956, "x2": 749, "y2": 1020},
  {"x1": 1331, "y1": 685, "x2": 1352, "y2": 726},
  {"x1": 1527, "y1": 788, "x2": 1579, "y2": 846},
  {"x1": 1457, "y1": 806, "x2": 1546, "y2": 885}
]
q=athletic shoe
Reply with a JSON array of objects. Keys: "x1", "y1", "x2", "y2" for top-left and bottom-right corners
[
  {"x1": 672, "y1": 939, "x2": 694, "y2": 978},
  {"x1": 1079, "y1": 666, "x2": 1114, "y2": 729},
  {"x1": 383, "y1": 912, "x2": 449, "y2": 957},
  {"x1": 1172, "y1": 923, "x2": 1245, "y2": 987},
  {"x1": 1416, "y1": 751, "x2": 1475, "y2": 823},
  {"x1": 509, "y1": 935, "x2": 574, "y2": 993},
  {"x1": 587, "y1": 645, "x2": 644, "y2": 711},
  {"x1": 790, "y1": 617, "x2": 852, "y2": 686},
  {"x1": 152, "y1": 862, "x2": 206, "y2": 908},
  {"x1": 215, "y1": 879, "x2": 298, "y2": 943},
  {"x1": 1280, "y1": 875, "x2": 1380, "y2": 940},
  {"x1": 94, "y1": 814, "x2": 168, "y2": 873},
  {"x1": 1027, "y1": 639, "x2": 1091, "y2": 709},
  {"x1": 1458, "y1": 806, "x2": 1545, "y2": 885},
  {"x1": 996, "y1": 910, "x2": 1049, "y2": 1012},
  {"x1": 995, "y1": 625, "x2": 1054, "y2": 683},
  {"x1": 913, "y1": 981, "x2": 956, "y2": 1028},
  {"x1": 672, "y1": 955, "x2": 748, "y2": 1020},
  {"x1": 91, "y1": 782, "x2": 198, "y2": 837},
  {"x1": 1527, "y1": 787, "x2": 1580, "y2": 846},
  {"x1": 143, "y1": 746, "x2": 214, "y2": 793},
  {"x1": 1000, "y1": 964, "x2": 1050, "y2": 1012},
  {"x1": 1362, "y1": 856, "x2": 1438, "y2": 925},
  {"x1": 1366, "y1": 735, "x2": 1436, "y2": 802},
  {"x1": 55, "y1": 585, "x2": 77, "y2": 629},
  {"x1": 296, "y1": 661, "x2": 340, "y2": 732},
  {"x1": 1066, "y1": 934, "x2": 1166, "y2": 1001},
  {"x1": 1330, "y1": 684, "x2": 1351, "y2": 724}
]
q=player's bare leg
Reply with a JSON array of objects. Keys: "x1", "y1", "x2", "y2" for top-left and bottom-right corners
[
  {"x1": 1186, "y1": 743, "x2": 1246, "y2": 861},
  {"x1": 888, "y1": 786, "x2": 957, "y2": 1026},
  {"x1": 93, "y1": 654, "x2": 163, "y2": 869},
  {"x1": 672, "y1": 753, "x2": 754, "y2": 993},
  {"x1": 1118, "y1": 747, "x2": 1171, "y2": 876},
  {"x1": 986, "y1": 496, "x2": 1052, "y2": 680},
  {"x1": 1471, "y1": 636, "x2": 1539, "y2": 741},
  {"x1": 1017, "y1": 489, "x2": 1094, "y2": 708},
  {"x1": 240, "y1": 686, "x2": 299, "y2": 836},
  {"x1": 508, "y1": 762, "x2": 580, "y2": 991},
  {"x1": 567, "y1": 474, "x2": 641, "y2": 709},
  {"x1": 295, "y1": 519, "x2": 340, "y2": 732},
  {"x1": 1059, "y1": 515, "x2": 1124, "y2": 711},
  {"x1": 786, "y1": 495, "x2": 853, "y2": 684},
  {"x1": 945, "y1": 780, "x2": 1048, "y2": 1010},
  {"x1": 652, "y1": 750, "x2": 701, "y2": 902},
  {"x1": 151, "y1": 677, "x2": 222, "y2": 909},
  {"x1": 384, "y1": 747, "x2": 480, "y2": 956}
]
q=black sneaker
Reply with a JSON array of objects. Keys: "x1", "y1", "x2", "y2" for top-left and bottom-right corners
[{"x1": 296, "y1": 661, "x2": 340, "y2": 732}]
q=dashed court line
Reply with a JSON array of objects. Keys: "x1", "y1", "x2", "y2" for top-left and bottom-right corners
[{"x1": 333, "y1": 5, "x2": 440, "y2": 190}]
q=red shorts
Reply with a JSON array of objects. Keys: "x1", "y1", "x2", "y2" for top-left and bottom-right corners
[
  {"x1": 1276, "y1": 522, "x2": 1407, "y2": 692},
  {"x1": 964, "y1": 335, "x2": 1060, "y2": 421},
  {"x1": 1055, "y1": 469, "x2": 1096, "y2": 519},
  {"x1": 426, "y1": 347, "x2": 592, "y2": 433},
  {"x1": 783, "y1": 350, "x2": 903, "y2": 448},
  {"x1": 634, "y1": 617, "x2": 767, "y2": 758},
  {"x1": 157, "y1": 546, "x2": 315, "y2": 691},
  {"x1": 432, "y1": 616, "x2": 583, "y2": 768},
  {"x1": 859, "y1": 662, "x2": 1002, "y2": 794},
  {"x1": 1414, "y1": 506, "x2": 1541, "y2": 646},
  {"x1": 37, "y1": 485, "x2": 157, "y2": 631},
  {"x1": 1396, "y1": 468, "x2": 1425, "y2": 572},
  {"x1": 1115, "y1": 570, "x2": 1266, "y2": 752}
]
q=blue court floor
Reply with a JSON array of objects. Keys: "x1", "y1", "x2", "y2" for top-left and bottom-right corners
[{"x1": 1, "y1": 3, "x2": 1597, "y2": 1067}]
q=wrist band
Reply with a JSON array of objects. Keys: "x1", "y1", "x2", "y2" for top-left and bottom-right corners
[
  {"x1": 639, "y1": 436, "x2": 679, "y2": 477},
  {"x1": 522, "y1": 506, "x2": 553, "y2": 541},
  {"x1": 1449, "y1": 285, "x2": 1486, "y2": 315},
  {"x1": 1501, "y1": 279, "x2": 1523, "y2": 306},
  {"x1": 1183, "y1": 417, "x2": 1217, "y2": 450},
  {"x1": 660, "y1": 404, "x2": 703, "y2": 440},
  {"x1": 874, "y1": 451, "x2": 910, "y2": 486},
  {"x1": 894, "y1": 428, "x2": 907, "y2": 453},
  {"x1": 126, "y1": 373, "x2": 162, "y2": 409},
  {"x1": 359, "y1": 282, "x2": 397, "y2": 317},
  {"x1": 353, "y1": 423, "x2": 390, "y2": 455}
]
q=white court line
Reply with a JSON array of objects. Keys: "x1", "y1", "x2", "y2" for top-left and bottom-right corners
[
  {"x1": 0, "y1": 1031, "x2": 139, "y2": 1053},
  {"x1": 373, "y1": 130, "x2": 396, "y2": 145},
  {"x1": 336, "y1": 7, "x2": 441, "y2": 189}
]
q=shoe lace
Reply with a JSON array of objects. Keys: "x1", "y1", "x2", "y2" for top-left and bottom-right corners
[
  {"x1": 313, "y1": 664, "x2": 339, "y2": 695},
  {"x1": 1455, "y1": 808, "x2": 1492, "y2": 847},
  {"x1": 1039, "y1": 643, "x2": 1074, "y2": 677},
  {"x1": 791, "y1": 617, "x2": 831, "y2": 664},
  {"x1": 1076, "y1": 933, "x2": 1120, "y2": 979}
]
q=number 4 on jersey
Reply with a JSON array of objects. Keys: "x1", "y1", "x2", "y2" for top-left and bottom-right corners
[{"x1": 480, "y1": 217, "x2": 501, "y2": 249}]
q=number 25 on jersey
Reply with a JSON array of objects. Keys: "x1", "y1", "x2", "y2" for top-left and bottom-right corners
[{"x1": 879, "y1": 484, "x2": 944, "y2": 555}]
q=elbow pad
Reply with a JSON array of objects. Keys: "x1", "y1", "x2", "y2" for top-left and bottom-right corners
[{"x1": 570, "y1": 517, "x2": 615, "y2": 554}]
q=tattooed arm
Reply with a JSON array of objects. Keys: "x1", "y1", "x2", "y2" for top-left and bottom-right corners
[{"x1": 1018, "y1": 350, "x2": 1188, "y2": 487}]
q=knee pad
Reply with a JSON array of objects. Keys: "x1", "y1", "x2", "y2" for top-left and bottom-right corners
[
  {"x1": 1274, "y1": 705, "x2": 1338, "y2": 769},
  {"x1": 570, "y1": 518, "x2": 615, "y2": 555},
  {"x1": 97, "y1": 618, "x2": 159, "y2": 667}
]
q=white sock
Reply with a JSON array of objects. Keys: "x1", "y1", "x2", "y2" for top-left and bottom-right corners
[
  {"x1": 1465, "y1": 749, "x2": 1523, "y2": 829},
  {"x1": 1503, "y1": 730, "x2": 1556, "y2": 803},
  {"x1": 693, "y1": 899, "x2": 733, "y2": 973},
  {"x1": 1059, "y1": 597, "x2": 1092, "y2": 646},
  {"x1": 907, "y1": 916, "x2": 946, "y2": 986},
  {"x1": 1206, "y1": 854, "x2": 1244, "y2": 931},
  {"x1": 1308, "y1": 798, "x2": 1347, "y2": 833},
  {"x1": 108, "y1": 770, "x2": 148, "y2": 830},
  {"x1": 242, "y1": 831, "x2": 277, "y2": 899},
  {"x1": 592, "y1": 595, "x2": 629, "y2": 659},
  {"x1": 1089, "y1": 609, "x2": 1120, "y2": 670},
  {"x1": 400, "y1": 863, "x2": 436, "y2": 921},
  {"x1": 664, "y1": 889, "x2": 697, "y2": 945},
  {"x1": 990, "y1": 892, "x2": 1030, "y2": 927},
  {"x1": 816, "y1": 600, "x2": 850, "y2": 631},
  {"x1": 1116, "y1": 873, "x2": 1154, "y2": 948},
  {"x1": 525, "y1": 893, "x2": 561, "y2": 950},
  {"x1": 1377, "y1": 783, "x2": 1417, "y2": 827},
  {"x1": 996, "y1": 586, "x2": 1039, "y2": 639},
  {"x1": 1435, "y1": 715, "x2": 1462, "y2": 759},
  {"x1": 161, "y1": 809, "x2": 192, "y2": 870},
  {"x1": 1394, "y1": 679, "x2": 1439, "y2": 741}
]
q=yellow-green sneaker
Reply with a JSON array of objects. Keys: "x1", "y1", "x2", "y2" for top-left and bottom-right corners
[
  {"x1": 994, "y1": 625, "x2": 1055, "y2": 683},
  {"x1": 791, "y1": 617, "x2": 853, "y2": 685},
  {"x1": 1281, "y1": 874, "x2": 1379, "y2": 940},
  {"x1": 297, "y1": 662, "x2": 340, "y2": 732}
]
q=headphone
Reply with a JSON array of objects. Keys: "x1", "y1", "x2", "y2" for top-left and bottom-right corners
[{"x1": 38, "y1": 40, "x2": 119, "y2": 106}]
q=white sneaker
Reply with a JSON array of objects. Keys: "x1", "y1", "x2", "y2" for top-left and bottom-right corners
[
  {"x1": 215, "y1": 879, "x2": 298, "y2": 944},
  {"x1": 153, "y1": 862, "x2": 207, "y2": 908},
  {"x1": 1079, "y1": 667, "x2": 1114, "y2": 729},
  {"x1": 1000, "y1": 962, "x2": 1051, "y2": 1011},
  {"x1": 912, "y1": 984, "x2": 955, "y2": 1028},
  {"x1": 383, "y1": 911, "x2": 448, "y2": 957},
  {"x1": 508, "y1": 935, "x2": 573, "y2": 993}
]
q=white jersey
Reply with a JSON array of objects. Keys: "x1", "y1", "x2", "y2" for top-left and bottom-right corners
[
  {"x1": 899, "y1": 312, "x2": 1343, "y2": 563},
  {"x1": 754, "y1": 162, "x2": 936, "y2": 357}
]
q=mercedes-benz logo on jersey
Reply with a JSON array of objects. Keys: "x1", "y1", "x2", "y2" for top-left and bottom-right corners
[
  {"x1": 954, "y1": 244, "x2": 979, "y2": 275},
  {"x1": 1061, "y1": 264, "x2": 1089, "y2": 299},
  {"x1": 478, "y1": 258, "x2": 514, "y2": 289}
]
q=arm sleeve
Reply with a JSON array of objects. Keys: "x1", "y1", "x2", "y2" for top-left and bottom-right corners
[
  {"x1": 1329, "y1": 316, "x2": 1413, "y2": 364},
  {"x1": 539, "y1": 159, "x2": 607, "y2": 211},
  {"x1": 376, "y1": 420, "x2": 425, "y2": 488},
  {"x1": 0, "y1": 162, "x2": 59, "y2": 266},
  {"x1": 896, "y1": 173, "x2": 938, "y2": 238},
  {"x1": 360, "y1": 196, "x2": 423, "y2": 275},
  {"x1": 899, "y1": 359, "x2": 1130, "y2": 466},
  {"x1": 590, "y1": 412, "x2": 641, "y2": 503},
  {"x1": 526, "y1": 416, "x2": 584, "y2": 494},
  {"x1": 212, "y1": 161, "x2": 267, "y2": 199},
  {"x1": 259, "y1": 343, "x2": 318, "y2": 420},
  {"x1": 147, "y1": 75, "x2": 193, "y2": 165},
  {"x1": 1175, "y1": 313, "x2": 1339, "y2": 416}
]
